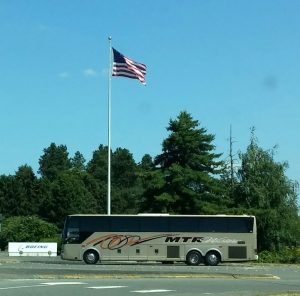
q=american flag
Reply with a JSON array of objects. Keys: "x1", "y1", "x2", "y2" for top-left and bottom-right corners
[{"x1": 112, "y1": 48, "x2": 147, "y2": 85}]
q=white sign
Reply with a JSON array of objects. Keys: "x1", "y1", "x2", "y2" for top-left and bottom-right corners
[{"x1": 8, "y1": 242, "x2": 57, "y2": 257}]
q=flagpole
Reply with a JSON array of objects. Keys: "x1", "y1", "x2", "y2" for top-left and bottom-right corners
[{"x1": 107, "y1": 36, "x2": 112, "y2": 215}]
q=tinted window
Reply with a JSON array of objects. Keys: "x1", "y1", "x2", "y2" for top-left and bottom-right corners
[
  {"x1": 199, "y1": 217, "x2": 228, "y2": 232},
  {"x1": 80, "y1": 216, "x2": 110, "y2": 232},
  {"x1": 67, "y1": 216, "x2": 80, "y2": 228},
  {"x1": 227, "y1": 217, "x2": 253, "y2": 233},
  {"x1": 198, "y1": 217, "x2": 253, "y2": 233},
  {"x1": 169, "y1": 217, "x2": 198, "y2": 232},
  {"x1": 140, "y1": 217, "x2": 169, "y2": 232},
  {"x1": 66, "y1": 215, "x2": 254, "y2": 236},
  {"x1": 110, "y1": 217, "x2": 139, "y2": 232},
  {"x1": 76, "y1": 216, "x2": 110, "y2": 243}
]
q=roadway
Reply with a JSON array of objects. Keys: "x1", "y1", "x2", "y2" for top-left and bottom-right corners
[{"x1": 0, "y1": 252, "x2": 299, "y2": 295}]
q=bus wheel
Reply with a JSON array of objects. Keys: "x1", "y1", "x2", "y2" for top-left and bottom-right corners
[
  {"x1": 186, "y1": 250, "x2": 202, "y2": 266},
  {"x1": 83, "y1": 250, "x2": 99, "y2": 264},
  {"x1": 205, "y1": 251, "x2": 220, "y2": 266}
]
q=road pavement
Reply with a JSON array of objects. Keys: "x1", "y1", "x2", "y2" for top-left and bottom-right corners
[
  {"x1": 1, "y1": 252, "x2": 300, "y2": 295},
  {"x1": 1, "y1": 251, "x2": 299, "y2": 281},
  {"x1": 0, "y1": 277, "x2": 300, "y2": 296}
]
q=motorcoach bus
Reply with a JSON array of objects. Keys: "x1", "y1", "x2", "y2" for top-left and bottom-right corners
[{"x1": 61, "y1": 214, "x2": 258, "y2": 266}]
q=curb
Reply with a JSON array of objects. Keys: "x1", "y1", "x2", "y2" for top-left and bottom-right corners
[
  {"x1": 0, "y1": 271, "x2": 280, "y2": 280},
  {"x1": 58, "y1": 273, "x2": 280, "y2": 280}
]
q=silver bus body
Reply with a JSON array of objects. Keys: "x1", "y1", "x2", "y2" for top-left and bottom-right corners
[{"x1": 61, "y1": 214, "x2": 258, "y2": 266}]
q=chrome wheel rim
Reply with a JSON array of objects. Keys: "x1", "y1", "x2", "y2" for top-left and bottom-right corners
[
  {"x1": 86, "y1": 252, "x2": 96, "y2": 263},
  {"x1": 190, "y1": 253, "x2": 199, "y2": 264},
  {"x1": 207, "y1": 254, "x2": 218, "y2": 265}
]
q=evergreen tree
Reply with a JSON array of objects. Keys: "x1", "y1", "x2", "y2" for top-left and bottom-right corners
[
  {"x1": 144, "y1": 111, "x2": 224, "y2": 214},
  {"x1": 111, "y1": 148, "x2": 141, "y2": 213},
  {"x1": 86, "y1": 145, "x2": 108, "y2": 181},
  {"x1": 0, "y1": 166, "x2": 39, "y2": 217},
  {"x1": 0, "y1": 175, "x2": 17, "y2": 217},
  {"x1": 14, "y1": 165, "x2": 40, "y2": 215},
  {"x1": 38, "y1": 143, "x2": 71, "y2": 181},
  {"x1": 71, "y1": 151, "x2": 86, "y2": 171},
  {"x1": 112, "y1": 148, "x2": 137, "y2": 188},
  {"x1": 40, "y1": 170, "x2": 99, "y2": 226},
  {"x1": 86, "y1": 145, "x2": 108, "y2": 211},
  {"x1": 87, "y1": 145, "x2": 142, "y2": 214},
  {"x1": 139, "y1": 154, "x2": 155, "y2": 171}
]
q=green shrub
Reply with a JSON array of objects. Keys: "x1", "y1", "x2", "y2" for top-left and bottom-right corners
[
  {"x1": 0, "y1": 216, "x2": 58, "y2": 249},
  {"x1": 258, "y1": 247, "x2": 300, "y2": 264}
]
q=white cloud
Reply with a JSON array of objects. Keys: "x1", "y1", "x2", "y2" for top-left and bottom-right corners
[{"x1": 83, "y1": 68, "x2": 98, "y2": 77}]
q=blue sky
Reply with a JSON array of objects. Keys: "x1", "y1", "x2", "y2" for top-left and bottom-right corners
[{"x1": 0, "y1": 0, "x2": 299, "y2": 187}]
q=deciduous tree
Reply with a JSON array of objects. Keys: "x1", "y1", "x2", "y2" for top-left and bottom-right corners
[{"x1": 235, "y1": 131, "x2": 299, "y2": 250}]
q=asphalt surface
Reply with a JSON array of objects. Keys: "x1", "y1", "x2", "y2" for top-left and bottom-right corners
[
  {"x1": 1, "y1": 252, "x2": 300, "y2": 295},
  {"x1": 1, "y1": 251, "x2": 299, "y2": 280},
  {"x1": 1, "y1": 277, "x2": 300, "y2": 296}
]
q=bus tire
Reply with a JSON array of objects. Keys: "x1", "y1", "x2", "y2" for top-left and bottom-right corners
[
  {"x1": 205, "y1": 251, "x2": 220, "y2": 266},
  {"x1": 83, "y1": 250, "x2": 99, "y2": 264},
  {"x1": 186, "y1": 250, "x2": 202, "y2": 266}
]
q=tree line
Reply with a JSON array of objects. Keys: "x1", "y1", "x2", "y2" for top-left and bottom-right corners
[{"x1": 0, "y1": 111, "x2": 299, "y2": 252}]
